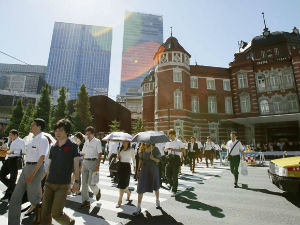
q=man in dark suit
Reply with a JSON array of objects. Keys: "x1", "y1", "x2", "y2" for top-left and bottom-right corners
[{"x1": 187, "y1": 137, "x2": 198, "y2": 173}]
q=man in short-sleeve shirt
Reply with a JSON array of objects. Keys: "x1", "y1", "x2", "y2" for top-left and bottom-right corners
[
  {"x1": 165, "y1": 129, "x2": 184, "y2": 196},
  {"x1": 226, "y1": 131, "x2": 245, "y2": 188},
  {"x1": 8, "y1": 118, "x2": 49, "y2": 225},
  {"x1": 80, "y1": 126, "x2": 102, "y2": 208}
]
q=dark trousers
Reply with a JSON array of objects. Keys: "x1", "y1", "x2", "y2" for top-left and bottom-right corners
[
  {"x1": 102, "y1": 151, "x2": 107, "y2": 163},
  {"x1": 0, "y1": 157, "x2": 18, "y2": 194},
  {"x1": 166, "y1": 155, "x2": 181, "y2": 193},
  {"x1": 109, "y1": 154, "x2": 117, "y2": 176},
  {"x1": 134, "y1": 153, "x2": 139, "y2": 180},
  {"x1": 229, "y1": 155, "x2": 240, "y2": 184},
  {"x1": 188, "y1": 152, "x2": 196, "y2": 172}
]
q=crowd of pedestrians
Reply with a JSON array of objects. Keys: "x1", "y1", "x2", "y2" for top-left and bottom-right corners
[{"x1": 0, "y1": 116, "x2": 247, "y2": 224}]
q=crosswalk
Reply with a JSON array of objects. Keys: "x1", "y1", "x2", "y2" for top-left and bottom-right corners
[{"x1": 0, "y1": 160, "x2": 227, "y2": 225}]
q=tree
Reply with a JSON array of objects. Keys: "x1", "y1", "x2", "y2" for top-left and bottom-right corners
[
  {"x1": 4, "y1": 99, "x2": 24, "y2": 135},
  {"x1": 72, "y1": 84, "x2": 93, "y2": 133},
  {"x1": 132, "y1": 118, "x2": 145, "y2": 134},
  {"x1": 18, "y1": 101, "x2": 34, "y2": 138},
  {"x1": 51, "y1": 86, "x2": 68, "y2": 128},
  {"x1": 34, "y1": 83, "x2": 51, "y2": 131},
  {"x1": 109, "y1": 120, "x2": 121, "y2": 132}
]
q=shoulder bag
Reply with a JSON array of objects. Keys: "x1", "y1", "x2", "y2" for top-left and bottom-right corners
[{"x1": 227, "y1": 141, "x2": 239, "y2": 161}]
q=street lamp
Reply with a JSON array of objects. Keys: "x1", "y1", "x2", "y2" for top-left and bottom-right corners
[{"x1": 168, "y1": 102, "x2": 170, "y2": 129}]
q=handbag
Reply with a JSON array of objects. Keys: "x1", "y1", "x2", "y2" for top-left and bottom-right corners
[
  {"x1": 91, "y1": 171, "x2": 99, "y2": 185},
  {"x1": 227, "y1": 141, "x2": 239, "y2": 161}
]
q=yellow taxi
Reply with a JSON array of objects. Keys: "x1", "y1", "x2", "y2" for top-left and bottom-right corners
[{"x1": 268, "y1": 156, "x2": 300, "y2": 194}]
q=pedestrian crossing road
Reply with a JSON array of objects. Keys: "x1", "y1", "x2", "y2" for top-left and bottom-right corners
[{"x1": 0, "y1": 161, "x2": 228, "y2": 225}]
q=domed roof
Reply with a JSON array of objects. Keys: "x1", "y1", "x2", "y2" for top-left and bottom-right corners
[{"x1": 154, "y1": 36, "x2": 191, "y2": 59}]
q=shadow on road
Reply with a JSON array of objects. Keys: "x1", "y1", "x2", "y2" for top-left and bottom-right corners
[
  {"x1": 121, "y1": 208, "x2": 183, "y2": 225},
  {"x1": 240, "y1": 183, "x2": 300, "y2": 208},
  {"x1": 174, "y1": 187, "x2": 225, "y2": 218}
]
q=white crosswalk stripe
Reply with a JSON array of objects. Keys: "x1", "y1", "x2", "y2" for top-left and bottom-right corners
[{"x1": 0, "y1": 160, "x2": 227, "y2": 224}]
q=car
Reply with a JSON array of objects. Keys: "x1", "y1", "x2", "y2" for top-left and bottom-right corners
[{"x1": 268, "y1": 156, "x2": 300, "y2": 194}]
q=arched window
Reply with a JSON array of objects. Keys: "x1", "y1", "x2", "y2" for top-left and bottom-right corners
[
  {"x1": 272, "y1": 96, "x2": 284, "y2": 113},
  {"x1": 260, "y1": 99, "x2": 270, "y2": 114}
]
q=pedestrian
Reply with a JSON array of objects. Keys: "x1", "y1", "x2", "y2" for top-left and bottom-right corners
[
  {"x1": 107, "y1": 140, "x2": 120, "y2": 177},
  {"x1": 8, "y1": 118, "x2": 49, "y2": 225},
  {"x1": 165, "y1": 129, "x2": 185, "y2": 196},
  {"x1": 226, "y1": 131, "x2": 245, "y2": 188},
  {"x1": 40, "y1": 119, "x2": 80, "y2": 225},
  {"x1": 203, "y1": 136, "x2": 216, "y2": 168},
  {"x1": 196, "y1": 137, "x2": 203, "y2": 163},
  {"x1": 72, "y1": 132, "x2": 85, "y2": 195},
  {"x1": 80, "y1": 126, "x2": 102, "y2": 208},
  {"x1": 187, "y1": 137, "x2": 198, "y2": 173},
  {"x1": 133, "y1": 143, "x2": 161, "y2": 215},
  {"x1": 116, "y1": 140, "x2": 135, "y2": 208},
  {"x1": 134, "y1": 143, "x2": 142, "y2": 181},
  {"x1": 0, "y1": 137, "x2": 9, "y2": 165},
  {"x1": 155, "y1": 142, "x2": 166, "y2": 185},
  {"x1": 0, "y1": 130, "x2": 25, "y2": 201}
]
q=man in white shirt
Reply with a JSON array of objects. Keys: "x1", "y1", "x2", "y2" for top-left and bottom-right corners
[
  {"x1": 0, "y1": 129, "x2": 25, "y2": 200},
  {"x1": 203, "y1": 136, "x2": 216, "y2": 168},
  {"x1": 226, "y1": 131, "x2": 245, "y2": 188},
  {"x1": 80, "y1": 126, "x2": 102, "y2": 208},
  {"x1": 8, "y1": 118, "x2": 49, "y2": 225},
  {"x1": 196, "y1": 138, "x2": 203, "y2": 163},
  {"x1": 165, "y1": 129, "x2": 185, "y2": 196}
]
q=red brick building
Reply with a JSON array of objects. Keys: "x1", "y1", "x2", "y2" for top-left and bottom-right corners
[{"x1": 142, "y1": 27, "x2": 300, "y2": 149}]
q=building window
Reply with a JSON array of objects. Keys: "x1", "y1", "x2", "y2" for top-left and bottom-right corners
[
  {"x1": 272, "y1": 97, "x2": 283, "y2": 113},
  {"x1": 191, "y1": 96, "x2": 200, "y2": 113},
  {"x1": 257, "y1": 74, "x2": 266, "y2": 89},
  {"x1": 282, "y1": 71, "x2": 294, "y2": 88},
  {"x1": 193, "y1": 126, "x2": 200, "y2": 138},
  {"x1": 174, "y1": 89, "x2": 182, "y2": 109},
  {"x1": 260, "y1": 99, "x2": 270, "y2": 114},
  {"x1": 209, "y1": 122, "x2": 219, "y2": 143},
  {"x1": 270, "y1": 75, "x2": 280, "y2": 89},
  {"x1": 173, "y1": 69, "x2": 182, "y2": 83},
  {"x1": 206, "y1": 79, "x2": 215, "y2": 90},
  {"x1": 174, "y1": 120, "x2": 184, "y2": 137},
  {"x1": 238, "y1": 74, "x2": 248, "y2": 89},
  {"x1": 172, "y1": 52, "x2": 182, "y2": 63},
  {"x1": 225, "y1": 96, "x2": 233, "y2": 114},
  {"x1": 190, "y1": 76, "x2": 198, "y2": 88},
  {"x1": 240, "y1": 93, "x2": 251, "y2": 113},
  {"x1": 159, "y1": 53, "x2": 168, "y2": 64},
  {"x1": 261, "y1": 50, "x2": 265, "y2": 58},
  {"x1": 223, "y1": 80, "x2": 231, "y2": 91},
  {"x1": 143, "y1": 83, "x2": 153, "y2": 93},
  {"x1": 208, "y1": 96, "x2": 217, "y2": 113},
  {"x1": 287, "y1": 94, "x2": 299, "y2": 112}
]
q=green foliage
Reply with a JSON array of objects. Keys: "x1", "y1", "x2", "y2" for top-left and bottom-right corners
[
  {"x1": 72, "y1": 84, "x2": 93, "y2": 133},
  {"x1": 51, "y1": 86, "x2": 68, "y2": 129},
  {"x1": 4, "y1": 99, "x2": 24, "y2": 135},
  {"x1": 132, "y1": 118, "x2": 145, "y2": 134},
  {"x1": 34, "y1": 84, "x2": 51, "y2": 131},
  {"x1": 18, "y1": 101, "x2": 34, "y2": 138},
  {"x1": 109, "y1": 120, "x2": 121, "y2": 132}
]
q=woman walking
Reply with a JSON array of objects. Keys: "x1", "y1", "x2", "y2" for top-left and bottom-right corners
[
  {"x1": 133, "y1": 143, "x2": 161, "y2": 215},
  {"x1": 116, "y1": 140, "x2": 135, "y2": 207}
]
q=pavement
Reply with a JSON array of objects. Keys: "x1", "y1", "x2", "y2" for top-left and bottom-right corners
[{"x1": 0, "y1": 160, "x2": 299, "y2": 225}]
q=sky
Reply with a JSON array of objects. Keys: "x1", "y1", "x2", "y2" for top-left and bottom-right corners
[{"x1": 0, "y1": 0, "x2": 299, "y2": 100}]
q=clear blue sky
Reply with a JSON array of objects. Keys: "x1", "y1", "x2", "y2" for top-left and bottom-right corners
[{"x1": 0, "y1": 0, "x2": 299, "y2": 100}]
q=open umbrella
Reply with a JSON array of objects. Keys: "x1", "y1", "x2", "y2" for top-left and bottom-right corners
[
  {"x1": 131, "y1": 131, "x2": 169, "y2": 144},
  {"x1": 102, "y1": 132, "x2": 132, "y2": 141}
]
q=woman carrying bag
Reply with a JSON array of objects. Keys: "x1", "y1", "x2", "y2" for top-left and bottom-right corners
[
  {"x1": 116, "y1": 140, "x2": 136, "y2": 208},
  {"x1": 133, "y1": 143, "x2": 161, "y2": 215}
]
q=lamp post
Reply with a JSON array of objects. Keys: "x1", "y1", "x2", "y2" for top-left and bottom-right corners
[{"x1": 168, "y1": 102, "x2": 170, "y2": 129}]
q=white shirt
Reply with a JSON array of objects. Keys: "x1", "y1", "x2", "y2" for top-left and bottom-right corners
[
  {"x1": 119, "y1": 148, "x2": 136, "y2": 165},
  {"x1": 82, "y1": 137, "x2": 102, "y2": 159},
  {"x1": 165, "y1": 139, "x2": 184, "y2": 156},
  {"x1": 155, "y1": 143, "x2": 166, "y2": 155},
  {"x1": 226, "y1": 139, "x2": 244, "y2": 156},
  {"x1": 197, "y1": 141, "x2": 203, "y2": 148},
  {"x1": 25, "y1": 132, "x2": 49, "y2": 162},
  {"x1": 204, "y1": 141, "x2": 215, "y2": 151},
  {"x1": 7, "y1": 137, "x2": 25, "y2": 158},
  {"x1": 108, "y1": 141, "x2": 120, "y2": 157},
  {"x1": 189, "y1": 142, "x2": 197, "y2": 152}
]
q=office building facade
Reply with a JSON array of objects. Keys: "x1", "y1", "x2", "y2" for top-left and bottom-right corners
[{"x1": 46, "y1": 22, "x2": 112, "y2": 99}]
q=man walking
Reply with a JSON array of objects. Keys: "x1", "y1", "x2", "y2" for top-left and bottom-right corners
[
  {"x1": 226, "y1": 131, "x2": 245, "y2": 188},
  {"x1": 187, "y1": 137, "x2": 198, "y2": 173},
  {"x1": 0, "y1": 129, "x2": 25, "y2": 200},
  {"x1": 203, "y1": 136, "x2": 216, "y2": 168},
  {"x1": 165, "y1": 129, "x2": 184, "y2": 196},
  {"x1": 8, "y1": 118, "x2": 49, "y2": 225},
  {"x1": 80, "y1": 126, "x2": 102, "y2": 208},
  {"x1": 40, "y1": 119, "x2": 80, "y2": 225}
]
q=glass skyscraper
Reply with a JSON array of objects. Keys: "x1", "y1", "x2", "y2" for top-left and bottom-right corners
[
  {"x1": 120, "y1": 11, "x2": 163, "y2": 96},
  {"x1": 46, "y1": 22, "x2": 112, "y2": 99}
]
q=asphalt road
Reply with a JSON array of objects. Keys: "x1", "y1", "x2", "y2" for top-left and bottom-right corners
[{"x1": 0, "y1": 161, "x2": 299, "y2": 225}]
